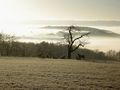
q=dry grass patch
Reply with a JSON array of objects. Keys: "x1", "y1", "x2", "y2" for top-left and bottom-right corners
[{"x1": 0, "y1": 57, "x2": 120, "y2": 90}]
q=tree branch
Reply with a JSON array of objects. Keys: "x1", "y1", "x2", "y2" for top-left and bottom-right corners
[
  {"x1": 69, "y1": 29, "x2": 72, "y2": 43},
  {"x1": 72, "y1": 32, "x2": 90, "y2": 45},
  {"x1": 71, "y1": 43, "x2": 84, "y2": 52},
  {"x1": 68, "y1": 26, "x2": 74, "y2": 44}
]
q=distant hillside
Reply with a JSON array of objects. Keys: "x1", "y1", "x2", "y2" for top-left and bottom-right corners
[{"x1": 43, "y1": 26, "x2": 120, "y2": 38}]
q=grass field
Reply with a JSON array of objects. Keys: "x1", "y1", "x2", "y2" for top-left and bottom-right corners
[{"x1": 0, "y1": 57, "x2": 120, "y2": 90}]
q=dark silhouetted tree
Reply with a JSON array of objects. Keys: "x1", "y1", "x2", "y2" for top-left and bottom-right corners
[{"x1": 64, "y1": 25, "x2": 90, "y2": 59}]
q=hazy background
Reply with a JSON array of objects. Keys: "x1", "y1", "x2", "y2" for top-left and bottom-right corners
[{"x1": 0, "y1": 0, "x2": 120, "y2": 52}]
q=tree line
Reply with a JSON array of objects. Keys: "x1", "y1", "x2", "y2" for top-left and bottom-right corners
[{"x1": 0, "y1": 33, "x2": 119, "y2": 61}]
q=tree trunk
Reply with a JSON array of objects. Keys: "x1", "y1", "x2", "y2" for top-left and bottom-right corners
[{"x1": 68, "y1": 46, "x2": 72, "y2": 59}]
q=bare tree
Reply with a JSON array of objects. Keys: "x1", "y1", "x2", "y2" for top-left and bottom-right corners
[
  {"x1": 0, "y1": 33, "x2": 16, "y2": 56},
  {"x1": 64, "y1": 25, "x2": 90, "y2": 59}
]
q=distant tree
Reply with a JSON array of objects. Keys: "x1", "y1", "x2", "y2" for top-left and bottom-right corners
[
  {"x1": 106, "y1": 50, "x2": 117, "y2": 60},
  {"x1": 116, "y1": 51, "x2": 120, "y2": 61},
  {"x1": 63, "y1": 25, "x2": 90, "y2": 59},
  {"x1": 0, "y1": 33, "x2": 16, "y2": 56}
]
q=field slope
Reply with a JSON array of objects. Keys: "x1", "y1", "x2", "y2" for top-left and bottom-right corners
[{"x1": 0, "y1": 57, "x2": 120, "y2": 90}]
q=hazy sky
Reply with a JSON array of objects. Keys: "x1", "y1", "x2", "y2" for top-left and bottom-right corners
[
  {"x1": 0, "y1": 0, "x2": 120, "y2": 51},
  {"x1": 0, "y1": 0, "x2": 120, "y2": 23}
]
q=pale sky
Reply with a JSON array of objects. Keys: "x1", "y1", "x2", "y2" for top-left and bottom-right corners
[
  {"x1": 0, "y1": 0, "x2": 120, "y2": 23},
  {"x1": 0, "y1": 0, "x2": 120, "y2": 51}
]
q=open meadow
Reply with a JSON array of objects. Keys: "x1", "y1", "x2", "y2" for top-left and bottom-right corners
[{"x1": 0, "y1": 57, "x2": 120, "y2": 90}]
